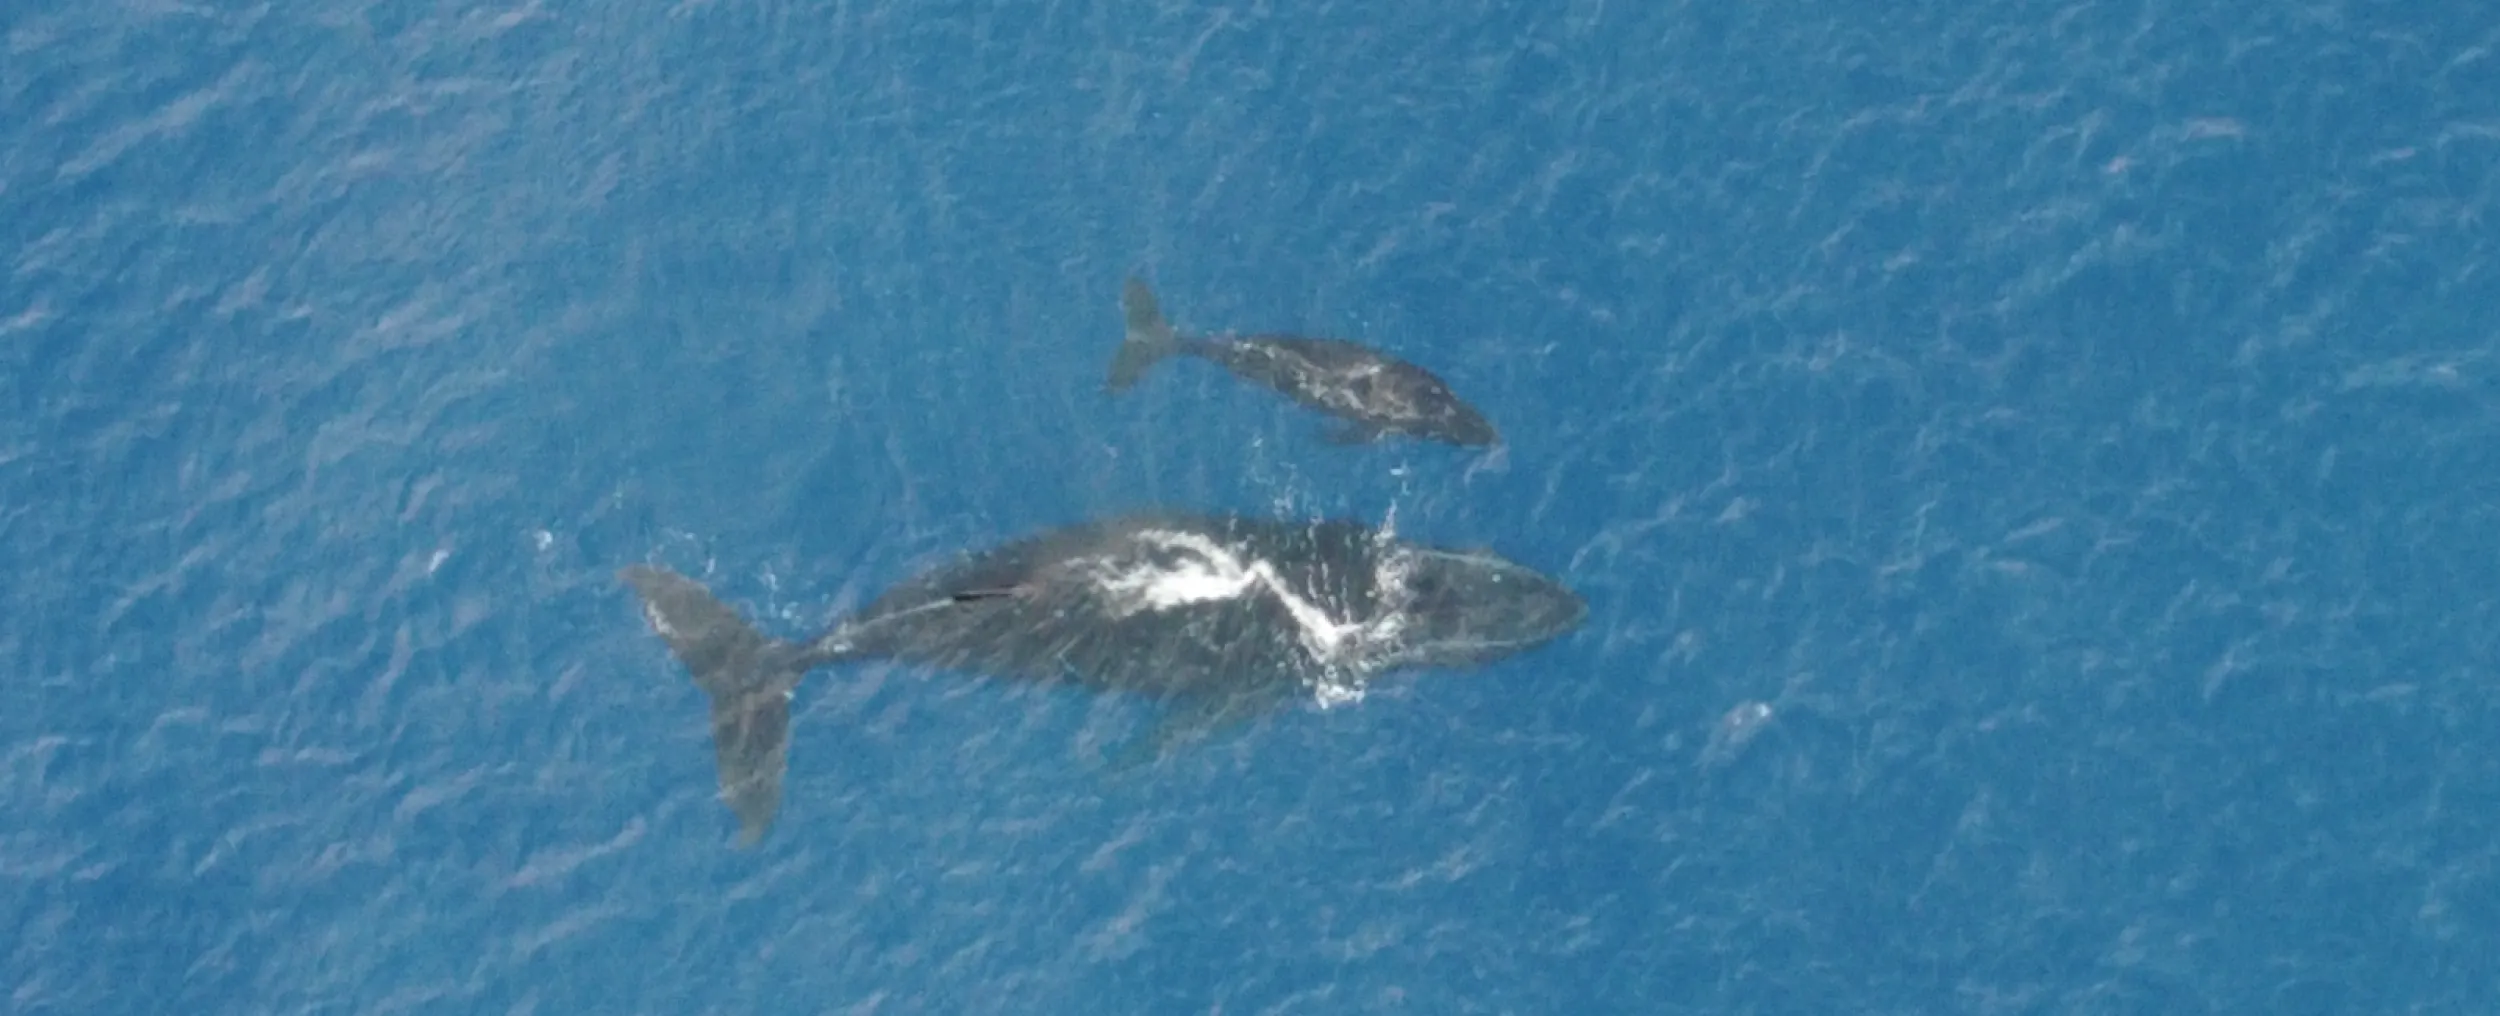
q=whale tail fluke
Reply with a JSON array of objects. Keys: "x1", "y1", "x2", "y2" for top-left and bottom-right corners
[
  {"x1": 620, "y1": 565, "x2": 811, "y2": 847},
  {"x1": 1108, "y1": 276, "x2": 1186, "y2": 392}
]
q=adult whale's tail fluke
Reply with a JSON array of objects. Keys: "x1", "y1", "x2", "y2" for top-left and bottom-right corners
[
  {"x1": 619, "y1": 565, "x2": 809, "y2": 847},
  {"x1": 1108, "y1": 276, "x2": 1185, "y2": 392}
]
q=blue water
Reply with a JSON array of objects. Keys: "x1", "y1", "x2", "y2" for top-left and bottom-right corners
[{"x1": 7, "y1": 0, "x2": 2499, "y2": 1011}]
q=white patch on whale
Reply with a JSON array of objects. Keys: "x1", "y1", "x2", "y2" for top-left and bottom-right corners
[
  {"x1": 1084, "y1": 531, "x2": 1262, "y2": 613},
  {"x1": 641, "y1": 602, "x2": 680, "y2": 640},
  {"x1": 1077, "y1": 529, "x2": 1384, "y2": 705}
]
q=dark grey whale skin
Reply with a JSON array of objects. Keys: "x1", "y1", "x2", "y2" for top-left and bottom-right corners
[
  {"x1": 621, "y1": 512, "x2": 1584, "y2": 844},
  {"x1": 1108, "y1": 278, "x2": 1501, "y2": 447}
]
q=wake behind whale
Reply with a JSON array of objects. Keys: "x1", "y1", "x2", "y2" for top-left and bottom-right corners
[{"x1": 622, "y1": 512, "x2": 1585, "y2": 845}]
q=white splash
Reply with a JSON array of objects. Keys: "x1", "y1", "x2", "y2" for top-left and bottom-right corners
[
  {"x1": 1085, "y1": 532, "x2": 1261, "y2": 614},
  {"x1": 1310, "y1": 672, "x2": 1367, "y2": 709},
  {"x1": 1082, "y1": 530, "x2": 1384, "y2": 682}
]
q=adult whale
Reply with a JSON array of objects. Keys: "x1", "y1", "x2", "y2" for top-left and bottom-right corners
[{"x1": 621, "y1": 512, "x2": 1585, "y2": 844}]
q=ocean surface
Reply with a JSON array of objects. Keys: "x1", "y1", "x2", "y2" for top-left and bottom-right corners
[{"x1": 6, "y1": 0, "x2": 2498, "y2": 1012}]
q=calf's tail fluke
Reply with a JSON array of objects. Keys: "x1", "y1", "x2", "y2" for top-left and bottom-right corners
[
  {"x1": 619, "y1": 565, "x2": 810, "y2": 847},
  {"x1": 1108, "y1": 276, "x2": 1184, "y2": 392}
]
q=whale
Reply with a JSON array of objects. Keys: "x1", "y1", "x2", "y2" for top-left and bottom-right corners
[
  {"x1": 1107, "y1": 278, "x2": 1502, "y2": 447},
  {"x1": 621, "y1": 512, "x2": 1584, "y2": 844}
]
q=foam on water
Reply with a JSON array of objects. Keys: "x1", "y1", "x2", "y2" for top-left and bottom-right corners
[{"x1": 1082, "y1": 529, "x2": 1380, "y2": 704}]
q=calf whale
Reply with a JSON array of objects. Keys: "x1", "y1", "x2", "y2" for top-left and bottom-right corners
[
  {"x1": 622, "y1": 512, "x2": 1584, "y2": 844},
  {"x1": 1108, "y1": 278, "x2": 1502, "y2": 447}
]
